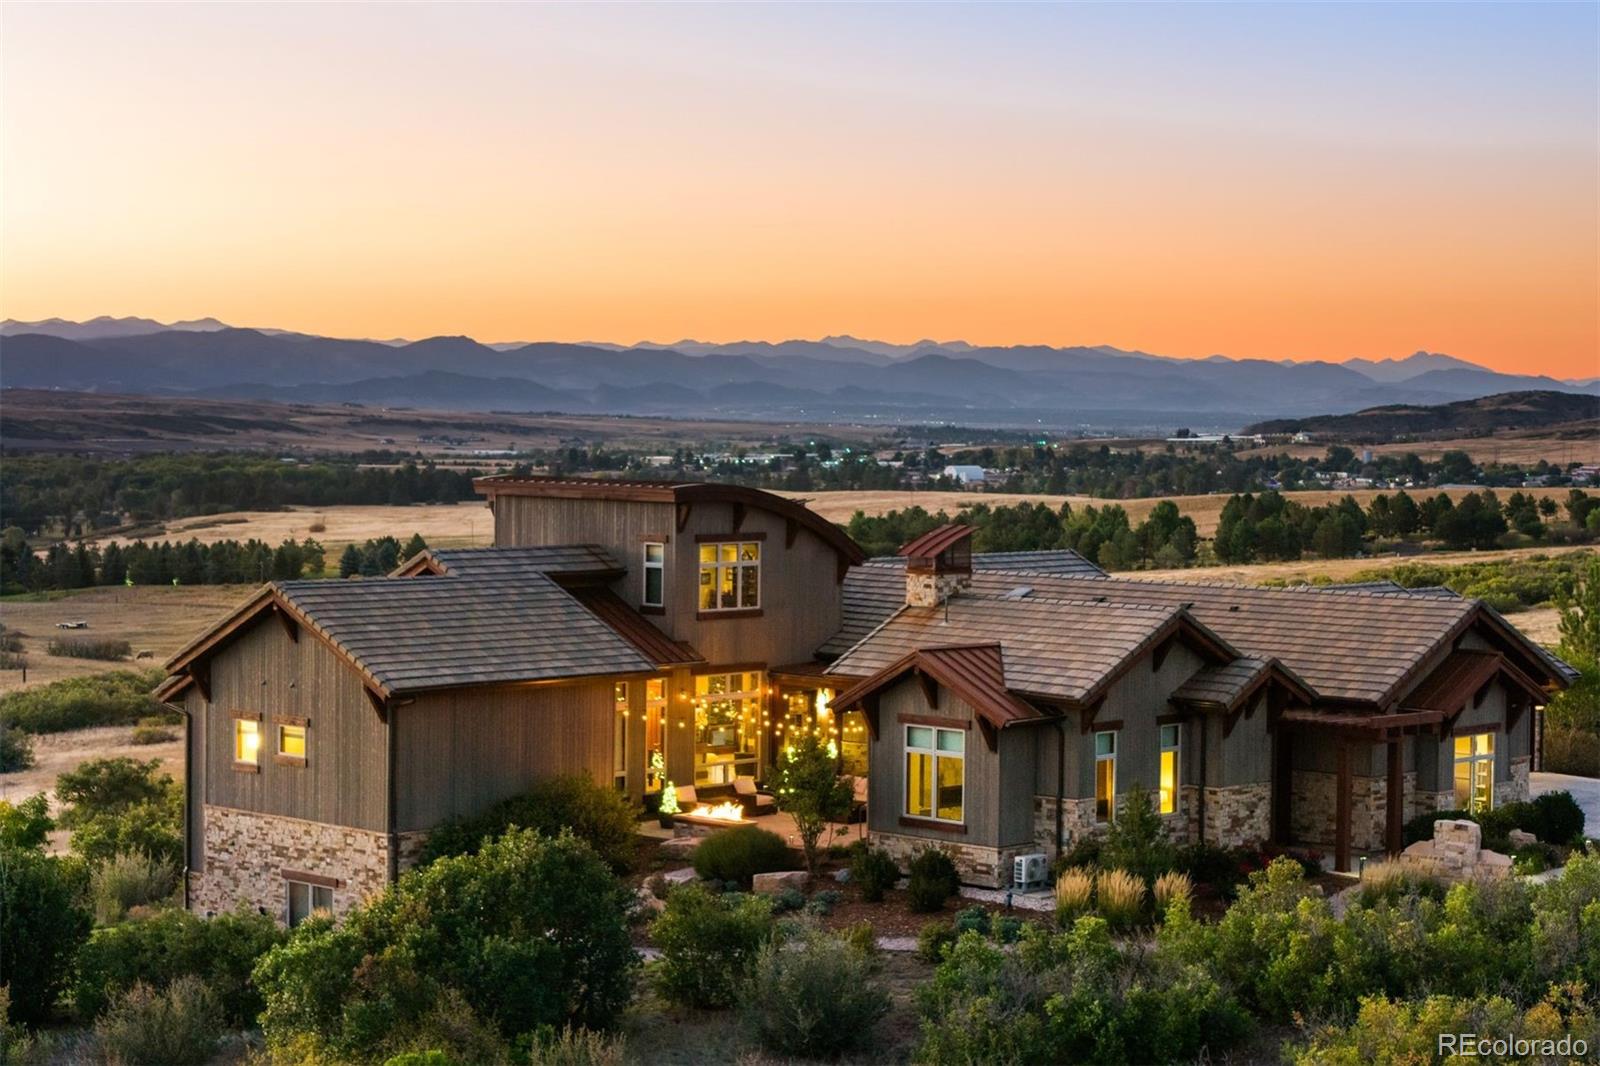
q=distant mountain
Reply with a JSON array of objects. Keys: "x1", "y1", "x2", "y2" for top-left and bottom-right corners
[
  {"x1": 0, "y1": 315, "x2": 228, "y2": 340},
  {"x1": 3, "y1": 319, "x2": 1594, "y2": 431},
  {"x1": 1246, "y1": 391, "x2": 1600, "y2": 440}
]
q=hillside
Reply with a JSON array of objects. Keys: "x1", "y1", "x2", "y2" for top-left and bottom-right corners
[{"x1": 1245, "y1": 391, "x2": 1600, "y2": 441}]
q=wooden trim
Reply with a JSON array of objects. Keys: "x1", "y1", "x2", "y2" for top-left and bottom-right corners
[
  {"x1": 1156, "y1": 712, "x2": 1187, "y2": 725},
  {"x1": 232, "y1": 761, "x2": 260, "y2": 774},
  {"x1": 691, "y1": 661, "x2": 767, "y2": 677},
  {"x1": 915, "y1": 670, "x2": 939, "y2": 709},
  {"x1": 273, "y1": 604, "x2": 299, "y2": 644},
  {"x1": 1079, "y1": 695, "x2": 1106, "y2": 735},
  {"x1": 273, "y1": 753, "x2": 307, "y2": 768},
  {"x1": 695, "y1": 608, "x2": 764, "y2": 620},
  {"x1": 898, "y1": 713, "x2": 969, "y2": 729},
  {"x1": 1452, "y1": 722, "x2": 1501, "y2": 736},
  {"x1": 730, "y1": 502, "x2": 746, "y2": 533},
  {"x1": 232, "y1": 710, "x2": 262, "y2": 721},
  {"x1": 638, "y1": 605, "x2": 666, "y2": 616},
  {"x1": 898, "y1": 816, "x2": 967, "y2": 835},
  {"x1": 272, "y1": 715, "x2": 309, "y2": 726},
  {"x1": 675, "y1": 502, "x2": 692, "y2": 532},
  {"x1": 637, "y1": 533, "x2": 670, "y2": 543},
  {"x1": 1090, "y1": 719, "x2": 1124, "y2": 733},
  {"x1": 693, "y1": 531, "x2": 768, "y2": 543},
  {"x1": 785, "y1": 517, "x2": 799, "y2": 548},
  {"x1": 189, "y1": 663, "x2": 212, "y2": 702},
  {"x1": 281, "y1": 869, "x2": 342, "y2": 890}
]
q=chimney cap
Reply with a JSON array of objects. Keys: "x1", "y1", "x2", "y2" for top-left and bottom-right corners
[{"x1": 898, "y1": 523, "x2": 974, "y2": 574}]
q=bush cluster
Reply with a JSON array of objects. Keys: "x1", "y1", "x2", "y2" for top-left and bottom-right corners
[
  {"x1": 0, "y1": 843, "x2": 92, "y2": 1025},
  {"x1": 651, "y1": 884, "x2": 775, "y2": 1010},
  {"x1": 89, "y1": 850, "x2": 181, "y2": 925},
  {"x1": 690, "y1": 825, "x2": 793, "y2": 887},
  {"x1": 1404, "y1": 791, "x2": 1586, "y2": 852},
  {"x1": 0, "y1": 721, "x2": 34, "y2": 771},
  {"x1": 906, "y1": 848, "x2": 959, "y2": 912},
  {"x1": 46, "y1": 637, "x2": 132, "y2": 661},
  {"x1": 848, "y1": 842, "x2": 900, "y2": 902},
  {"x1": 92, "y1": 977, "x2": 222, "y2": 1066},
  {"x1": 0, "y1": 668, "x2": 165, "y2": 733},
  {"x1": 743, "y1": 926, "x2": 889, "y2": 1058},
  {"x1": 421, "y1": 774, "x2": 638, "y2": 874},
  {"x1": 55, "y1": 757, "x2": 183, "y2": 866}
]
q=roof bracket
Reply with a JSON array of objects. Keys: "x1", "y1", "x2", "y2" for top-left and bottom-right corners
[
  {"x1": 730, "y1": 502, "x2": 746, "y2": 533},
  {"x1": 785, "y1": 517, "x2": 799, "y2": 549},
  {"x1": 916, "y1": 669, "x2": 939, "y2": 709},
  {"x1": 273, "y1": 604, "x2": 299, "y2": 644},
  {"x1": 188, "y1": 662, "x2": 211, "y2": 703},
  {"x1": 1151, "y1": 635, "x2": 1174, "y2": 673},
  {"x1": 976, "y1": 716, "x2": 998, "y2": 752},
  {"x1": 675, "y1": 502, "x2": 692, "y2": 533},
  {"x1": 1080, "y1": 695, "x2": 1105, "y2": 735},
  {"x1": 364, "y1": 686, "x2": 388, "y2": 723},
  {"x1": 1473, "y1": 679, "x2": 1493, "y2": 708}
]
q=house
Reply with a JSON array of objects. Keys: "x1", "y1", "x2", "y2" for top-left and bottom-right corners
[
  {"x1": 942, "y1": 464, "x2": 986, "y2": 485},
  {"x1": 159, "y1": 479, "x2": 1573, "y2": 920}
]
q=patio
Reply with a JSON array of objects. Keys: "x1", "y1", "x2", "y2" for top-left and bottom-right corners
[{"x1": 637, "y1": 809, "x2": 868, "y2": 852}]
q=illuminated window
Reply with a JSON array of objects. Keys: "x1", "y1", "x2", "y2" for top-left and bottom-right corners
[
  {"x1": 642, "y1": 543, "x2": 665, "y2": 607},
  {"x1": 286, "y1": 879, "x2": 333, "y2": 928},
  {"x1": 694, "y1": 672, "x2": 763, "y2": 784},
  {"x1": 277, "y1": 723, "x2": 306, "y2": 762},
  {"x1": 905, "y1": 725, "x2": 963, "y2": 823},
  {"x1": 1453, "y1": 732, "x2": 1495, "y2": 812},
  {"x1": 644, "y1": 678, "x2": 667, "y2": 794},
  {"x1": 698, "y1": 541, "x2": 760, "y2": 611},
  {"x1": 1158, "y1": 724, "x2": 1180, "y2": 815},
  {"x1": 1095, "y1": 731, "x2": 1117, "y2": 823},
  {"x1": 613, "y1": 682, "x2": 629, "y2": 791},
  {"x1": 234, "y1": 719, "x2": 260, "y2": 766}
]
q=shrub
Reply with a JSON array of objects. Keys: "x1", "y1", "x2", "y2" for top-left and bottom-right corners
[
  {"x1": 129, "y1": 716, "x2": 179, "y2": 746},
  {"x1": 848, "y1": 842, "x2": 900, "y2": 902},
  {"x1": 46, "y1": 637, "x2": 132, "y2": 661},
  {"x1": 254, "y1": 830, "x2": 637, "y2": 1060},
  {"x1": 769, "y1": 733, "x2": 854, "y2": 874},
  {"x1": 55, "y1": 757, "x2": 182, "y2": 866},
  {"x1": 1095, "y1": 868, "x2": 1146, "y2": 929},
  {"x1": 953, "y1": 905, "x2": 991, "y2": 936},
  {"x1": 916, "y1": 919, "x2": 958, "y2": 963},
  {"x1": 743, "y1": 928, "x2": 889, "y2": 1058},
  {"x1": 1543, "y1": 724, "x2": 1600, "y2": 777},
  {"x1": 420, "y1": 774, "x2": 638, "y2": 873},
  {"x1": 90, "y1": 850, "x2": 181, "y2": 924},
  {"x1": 691, "y1": 825, "x2": 792, "y2": 887},
  {"x1": 1355, "y1": 860, "x2": 1443, "y2": 907},
  {"x1": 1153, "y1": 870, "x2": 1194, "y2": 915},
  {"x1": 841, "y1": 919, "x2": 878, "y2": 957},
  {"x1": 1050, "y1": 833, "x2": 1102, "y2": 879},
  {"x1": 0, "y1": 722, "x2": 34, "y2": 772},
  {"x1": 1173, "y1": 842, "x2": 1246, "y2": 897},
  {"x1": 1529, "y1": 846, "x2": 1600, "y2": 989},
  {"x1": 772, "y1": 886, "x2": 805, "y2": 913},
  {"x1": 0, "y1": 845, "x2": 92, "y2": 1025},
  {"x1": 906, "y1": 848, "x2": 959, "y2": 912},
  {"x1": 524, "y1": 1026, "x2": 626, "y2": 1066},
  {"x1": 0, "y1": 669, "x2": 164, "y2": 733},
  {"x1": 1100, "y1": 783, "x2": 1174, "y2": 882},
  {"x1": 992, "y1": 915, "x2": 1024, "y2": 944},
  {"x1": 805, "y1": 888, "x2": 842, "y2": 917},
  {"x1": 93, "y1": 977, "x2": 221, "y2": 1066},
  {"x1": 381, "y1": 990, "x2": 512, "y2": 1065},
  {"x1": 1529, "y1": 790, "x2": 1586, "y2": 844},
  {"x1": 74, "y1": 906, "x2": 286, "y2": 1024},
  {"x1": 1054, "y1": 866, "x2": 1094, "y2": 922},
  {"x1": 651, "y1": 884, "x2": 774, "y2": 1009},
  {"x1": 0, "y1": 793, "x2": 52, "y2": 850}
]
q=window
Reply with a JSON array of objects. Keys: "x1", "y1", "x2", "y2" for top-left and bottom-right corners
[
  {"x1": 1094, "y1": 731, "x2": 1117, "y2": 823},
  {"x1": 613, "y1": 682, "x2": 629, "y2": 791},
  {"x1": 286, "y1": 879, "x2": 333, "y2": 928},
  {"x1": 1158, "y1": 724, "x2": 1180, "y2": 815},
  {"x1": 694, "y1": 672, "x2": 763, "y2": 784},
  {"x1": 905, "y1": 725, "x2": 964, "y2": 823},
  {"x1": 277, "y1": 722, "x2": 307, "y2": 765},
  {"x1": 1453, "y1": 732, "x2": 1495, "y2": 812},
  {"x1": 644, "y1": 678, "x2": 667, "y2": 794},
  {"x1": 234, "y1": 718, "x2": 260, "y2": 766},
  {"x1": 698, "y1": 541, "x2": 760, "y2": 611},
  {"x1": 642, "y1": 542, "x2": 665, "y2": 608}
]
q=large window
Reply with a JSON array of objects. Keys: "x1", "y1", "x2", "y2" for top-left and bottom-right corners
[
  {"x1": 234, "y1": 718, "x2": 260, "y2": 768},
  {"x1": 1158, "y1": 724, "x2": 1180, "y2": 815},
  {"x1": 905, "y1": 725, "x2": 964, "y2": 823},
  {"x1": 698, "y1": 541, "x2": 760, "y2": 611},
  {"x1": 613, "y1": 682, "x2": 629, "y2": 791},
  {"x1": 1095, "y1": 731, "x2": 1117, "y2": 823},
  {"x1": 642, "y1": 543, "x2": 664, "y2": 608},
  {"x1": 286, "y1": 879, "x2": 333, "y2": 928},
  {"x1": 1453, "y1": 731, "x2": 1495, "y2": 812},
  {"x1": 645, "y1": 678, "x2": 667, "y2": 794},
  {"x1": 694, "y1": 672, "x2": 763, "y2": 785}
]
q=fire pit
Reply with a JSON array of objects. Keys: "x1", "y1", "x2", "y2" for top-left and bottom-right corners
[{"x1": 675, "y1": 801, "x2": 747, "y2": 832}]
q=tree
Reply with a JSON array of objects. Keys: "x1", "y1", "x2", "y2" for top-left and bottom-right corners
[
  {"x1": 401, "y1": 533, "x2": 428, "y2": 562},
  {"x1": 769, "y1": 733, "x2": 853, "y2": 875},
  {"x1": 0, "y1": 794, "x2": 52, "y2": 850},
  {"x1": 55, "y1": 757, "x2": 183, "y2": 866},
  {"x1": 1557, "y1": 555, "x2": 1599, "y2": 667},
  {"x1": 0, "y1": 844, "x2": 92, "y2": 1025},
  {"x1": 338, "y1": 544, "x2": 362, "y2": 578}
]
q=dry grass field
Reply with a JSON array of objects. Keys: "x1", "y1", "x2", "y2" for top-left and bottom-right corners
[
  {"x1": 98, "y1": 502, "x2": 495, "y2": 553},
  {"x1": 1232, "y1": 430, "x2": 1599, "y2": 466}
]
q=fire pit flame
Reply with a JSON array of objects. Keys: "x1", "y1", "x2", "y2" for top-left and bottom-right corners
[{"x1": 688, "y1": 801, "x2": 745, "y2": 823}]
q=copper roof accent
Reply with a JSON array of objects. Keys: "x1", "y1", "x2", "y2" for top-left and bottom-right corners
[
  {"x1": 1171, "y1": 656, "x2": 1314, "y2": 712},
  {"x1": 568, "y1": 586, "x2": 704, "y2": 668},
  {"x1": 1278, "y1": 707, "x2": 1446, "y2": 736},
  {"x1": 393, "y1": 545, "x2": 624, "y2": 582},
  {"x1": 829, "y1": 594, "x2": 1236, "y2": 707},
  {"x1": 834, "y1": 643, "x2": 1046, "y2": 730},
  {"x1": 897, "y1": 524, "x2": 974, "y2": 561},
  {"x1": 473, "y1": 476, "x2": 866, "y2": 565}
]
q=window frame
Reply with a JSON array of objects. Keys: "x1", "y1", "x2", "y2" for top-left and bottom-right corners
[
  {"x1": 903, "y1": 724, "x2": 965, "y2": 826},
  {"x1": 286, "y1": 878, "x2": 334, "y2": 928},
  {"x1": 274, "y1": 717, "x2": 308, "y2": 767},
  {"x1": 1094, "y1": 730, "x2": 1118, "y2": 823},
  {"x1": 1158, "y1": 723, "x2": 1180, "y2": 816},
  {"x1": 644, "y1": 677, "x2": 668, "y2": 794},
  {"x1": 233, "y1": 713, "x2": 261, "y2": 772},
  {"x1": 693, "y1": 671, "x2": 764, "y2": 785},
  {"x1": 612, "y1": 681, "x2": 629, "y2": 792},
  {"x1": 641, "y1": 542, "x2": 665, "y2": 609},
  {"x1": 1452, "y1": 729, "x2": 1496, "y2": 813},
  {"x1": 696, "y1": 538, "x2": 762, "y2": 614}
]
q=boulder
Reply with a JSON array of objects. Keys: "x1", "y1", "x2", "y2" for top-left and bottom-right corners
[
  {"x1": 752, "y1": 870, "x2": 809, "y2": 895},
  {"x1": 1508, "y1": 829, "x2": 1537, "y2": 848}
]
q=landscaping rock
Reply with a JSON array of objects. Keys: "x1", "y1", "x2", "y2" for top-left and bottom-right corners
[
  {"x1": 752, "y1": 870, "x2": 809, "y2": 895},
  {"x1": 662, "y1": 866, "x2": 698, "y2": 884},
  {"x1": 833, "y1": 868, "x2": 851, "y2": 883},
  {"x1": 1397, "y1": 819, "x2": 1512, "y2": 882},
  {"x1": 1508, "y1": 829, "x2": 1537, "y2": 848}
]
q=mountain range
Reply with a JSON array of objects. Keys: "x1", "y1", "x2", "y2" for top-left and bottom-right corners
[{"x1": 1, "y1": 317, "x2": 1594, "y2": 431}]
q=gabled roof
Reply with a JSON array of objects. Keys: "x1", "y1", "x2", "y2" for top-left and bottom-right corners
[
  {"x1": 1401, "y1": 648, "x2": 1546, "y2": 713},
  {"x1": 568, "y1": 586, "x2": 704, "y2": 668},
  {"x1": 829, "y1": 594, "x2": 1236, "y2": 707},
  {"x1": 1171, "y1": 656, "x2": 1314, "y2": 713},
  {"x1": 834, "y1": 644, "x2": 1045, "y2": 731},
  {"x1": 393, "y1": 545, "x2": 623, "y2": 582},
  {"x1": 473, "y1": 476, "x2": 867, "y2": 565}
]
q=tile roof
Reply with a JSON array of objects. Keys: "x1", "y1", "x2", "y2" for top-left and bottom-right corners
[
  {"x1": 1170, "y1": 657, "x2": 1275, "y2": 711},
  {"x1": 273, "y1": 572, "x2": 652, "y2": 694},
  {"x1": 568, "y1": 586, "x2": 704, "y2": 667},
  {"x1": 898, "y1": 524, "x2": 974, "y2": 560},
  {"x1": 961, "y1": 550, "x2": 1108, "y2": 578},
  {"x1": 400, "y1": 545, "x2": 623, "y2": 580},
  {"x1": 834, "y1": 644, "x2": 1045, "y2": 730}
]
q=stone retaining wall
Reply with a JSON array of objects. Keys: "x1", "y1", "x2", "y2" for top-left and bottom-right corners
[{"x1": 869, "y1": 830, "x2": 1039, "y2": 889}]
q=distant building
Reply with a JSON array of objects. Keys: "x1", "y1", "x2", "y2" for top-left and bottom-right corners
[
  {"x1": 1572, "y1": 464, "x2": 1600, "y2": 484},
  {"x1": 943, "y1": 464, "x2": 987, "y2": 484}
]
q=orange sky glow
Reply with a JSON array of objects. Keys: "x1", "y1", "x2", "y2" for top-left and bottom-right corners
[{"x1": 2, "y1": 4, "x2": 1596, "y2": 377}]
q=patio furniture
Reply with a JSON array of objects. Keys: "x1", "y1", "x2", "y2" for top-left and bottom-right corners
[
  {"x1": 674, "y1": 784, "x2": 699, "y2": 811},
  {"x1": 841, "y1": 774, "x2": 868, "y2": 823},
  {"x1": 733, "y1": 775, "x2": 776, "y2": 816}
]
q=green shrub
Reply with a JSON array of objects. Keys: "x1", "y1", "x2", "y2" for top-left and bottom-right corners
[
  {"x1": 690, "y1": 825, "x2": 792, "y2": 887},
  {"x1": 0, "y1": 845, "x2": 92, "y2": 1025},
  {"x1": 743, "y1": 927, "x2": 889, "y2": 1058},
  {"x1": 1529, "y1": 846, "x2": 1600, "y2": 989},
  {"x1": 46, "y1": 637, "x2": 132, "y2": 661},
  {"x1": 769, "y1": 733, "x2": 854, "y2": 874},
  {"x1": 916, "y1": 919, "x2": 957, "y2": 963},
  {"x1": 254, "y1": 830, "x2": 637, "y2": 1060},
  {"x1": 992, "y1": 915, "x2": 1024, "y2": 944},
  {"x1": 90, "y1": 850, "x2": 180, "y2": 924},
  {"x1": 129, "y1": 716, "x2": 179, "y2": 746},
  {"x1": 772, "y1": 886, "x2": 805, "y2": 913},
  {"x1": 651, "y1": 883, "x2": 774, "y2": 1009},
  {"x1": 1529, "y1": 790, "x2": 1586, "y2": 844},
  {"x1": 93, "y1": 977, "x2": 222, "y2": 1066},
  {"x1": 848, "y1": 842, "x2": 900, "y2": 902},
  {"x1": 1173, "y1": 842, "x2": 1246, "y2": 897},
  {"x1": 906, "y1": 848, "x2": 959, "y2": 912},
  {"x1": 1050, "y1": 834, "x2": 1103, "y2": 878},
  {"x1": 0, "y1": 722, "x2": 34, "y2": 772},
  {"x1": 0, "y1": 793, "x2": 52, "y2": 850},
  {"x1": 380, "y1": 990, "x2": 513, "y2": 1066},
  {"x1": 523, "y1": 1025, "x2": 626, "y2": 1066},
  {"x1": 74, "y1": 906, "x2": 285, "y2": 1025},
  {"x1": 1100, "y1": 783, "x2": 1174, "y2": 882},
  {"x1": 0, "y1": 669, "x2": 163, "y2": 733},
  {"x1": 420, "y1": 774, "x2": 638, "y2": 874},
  {"x1": 55, "y1": 757, "x2": 182, "y2": 867},
  {"x1": 1543, "y1": 724, "x2": 1600, "y2": 778},
  {"x1": 953, "y1": 906, "x2": 991, "y2": 936},
  {"x1": 805, "y1": 888, "x2": 842, "y2": 917}
]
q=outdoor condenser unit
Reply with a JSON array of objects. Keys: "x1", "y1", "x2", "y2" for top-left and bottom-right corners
[{"x1": 1013, "y1": 852, "x2": 1049, "y2": 891}]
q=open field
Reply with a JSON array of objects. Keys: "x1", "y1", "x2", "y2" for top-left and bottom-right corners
[
  {"x1": 0, "y1": 584, "x2": 253, "y2": 694},
  {"x1": 94, "y1": 502, "x2": 495, "y2": 553},
  {"x1": 0, "y1": 724, "x2": 183, "y2": 824},
  {"x1": 1233, "y1": 428, "x2": 1600, "y2": 466},
  {"x1": 1128, "y1": 546, "x2": 1594, "y2": 587}
]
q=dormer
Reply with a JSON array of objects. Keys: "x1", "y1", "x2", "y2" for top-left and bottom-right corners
[{"x1": 899, "y1": 523, "x2": 974, "y2": 607}]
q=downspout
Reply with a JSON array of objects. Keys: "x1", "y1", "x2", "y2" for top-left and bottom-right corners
[
  {"x1": 177, "y1": 700, "x2": 193, "y2": 911},
  {"x1": 1054, "y1": 717, "x2": 1067, "y2": 860},
  {"x1": 385, "y1": 701, "x2": 398, "y2": 884},
  {"x1": 1197, "y1": 715, "x2": 1209, "y2": 846}
]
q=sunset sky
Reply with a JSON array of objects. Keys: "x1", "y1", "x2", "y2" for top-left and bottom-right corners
[{"x1": 3, "y1": 3, "x2": 1596, "y2": 377}]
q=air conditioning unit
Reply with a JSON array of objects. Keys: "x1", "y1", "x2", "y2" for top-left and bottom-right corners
[{"x1": 1013, "y1": 852, "x2": 1049, "y2": 891}]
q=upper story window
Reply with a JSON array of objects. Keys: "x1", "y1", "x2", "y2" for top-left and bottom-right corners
[
  {"x1": 698, "y1": 541, "x2": 760, "y2": 612},
  {"x1": 1453, "y1": 731, "x2": 1494, "y2": 812},
  {"x1": 1094, "y1": 730, "x2": 1117, "y2": 822},
  {"x1": 1158, "y1": 724, "x2": 1180, "y2": 815},
  {"x1": 905, "y1": 724, "x2": 964, "y2": 823},
  {"x1": 276, "y1": 721, "x2": 307, "y2": 766},
  {"x1": 641, "y1": 543, "x2": 665, "y2": 608},
  {"x1": 234, "y1": 717, "x2": 261, "y2": 768}
]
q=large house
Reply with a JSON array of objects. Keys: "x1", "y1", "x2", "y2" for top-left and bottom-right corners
[{"x1": 157, "y1": 477, "x2": 1573, "y2": 919}]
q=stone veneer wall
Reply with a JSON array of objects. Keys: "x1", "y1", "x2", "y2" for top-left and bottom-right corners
[
  {"x1": 1502, "y1": 756, "x2": 1531, "y2": 804},
  {"x1": 189, "y1": 805, "x2": 428, "y2": 924},
  {"x1": 1030, "y1": 783, "x2": 1269, "y2": 857},
  {"x1": 869, "y1": 830, "x2": 1039, "y2": 889}
]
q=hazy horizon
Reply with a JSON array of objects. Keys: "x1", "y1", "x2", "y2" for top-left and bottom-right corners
[{"x1": 3, "y1": 3, "x2": 1595, "y2": 377}]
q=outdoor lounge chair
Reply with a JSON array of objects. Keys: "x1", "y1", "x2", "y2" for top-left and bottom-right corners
[{"x1": 733, "y1": 775, "x2": 776, "y2": 815}]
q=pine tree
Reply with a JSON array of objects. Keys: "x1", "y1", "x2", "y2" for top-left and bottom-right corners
[{"x1": 338, "y1": 544, "x2": 363, "y2": 578}]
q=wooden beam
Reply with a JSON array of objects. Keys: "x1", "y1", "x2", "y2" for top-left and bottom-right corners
[
  {"x1": 976, "y1": 716, "x2": 998, "y2": 753},
  {"x1": 1335, "y1": 742, "x2": 1352, "y2": 873},
  {"x1": 188, "y1": 662, "x2": 211, "y2": 703},
  {"x1": 1473, "y1": 679, "x2": 1493, "y2": 708},
  {"x1": 916, "y1": 669, "x2": 939, "y2": 710},
  {"x1": 364, "y1": 686, "x2": 388, "y2": 723},
  {"x1": 675, "y1": 502, "x2": 692, "y2": 533},
  {"x1": 1385, "y1": 739, "x2": 1404, "y2": 856},
  {"x1": 785, "y1": 517, "x2": 799, "y2": 549},
  {"x1": 863, "y1": 694, "x2": 880, "y2": 741},
  {"x1": 1079, "y1": 695, "x2": 1105, "y2": 735},
  {"x1": 273, "y1": 604, "x2": 299, "y2": 644},
  {"x1": 1151, "y1": 635, "x2": 1175, "y2": 673},
  {"x1": 730, "y1": 502, "x2": 746, "y2": 533}
]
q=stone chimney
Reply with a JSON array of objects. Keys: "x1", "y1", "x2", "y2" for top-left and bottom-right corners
[{"x1": 898, "y1": 524, "x2": 974, "y2": 607}]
